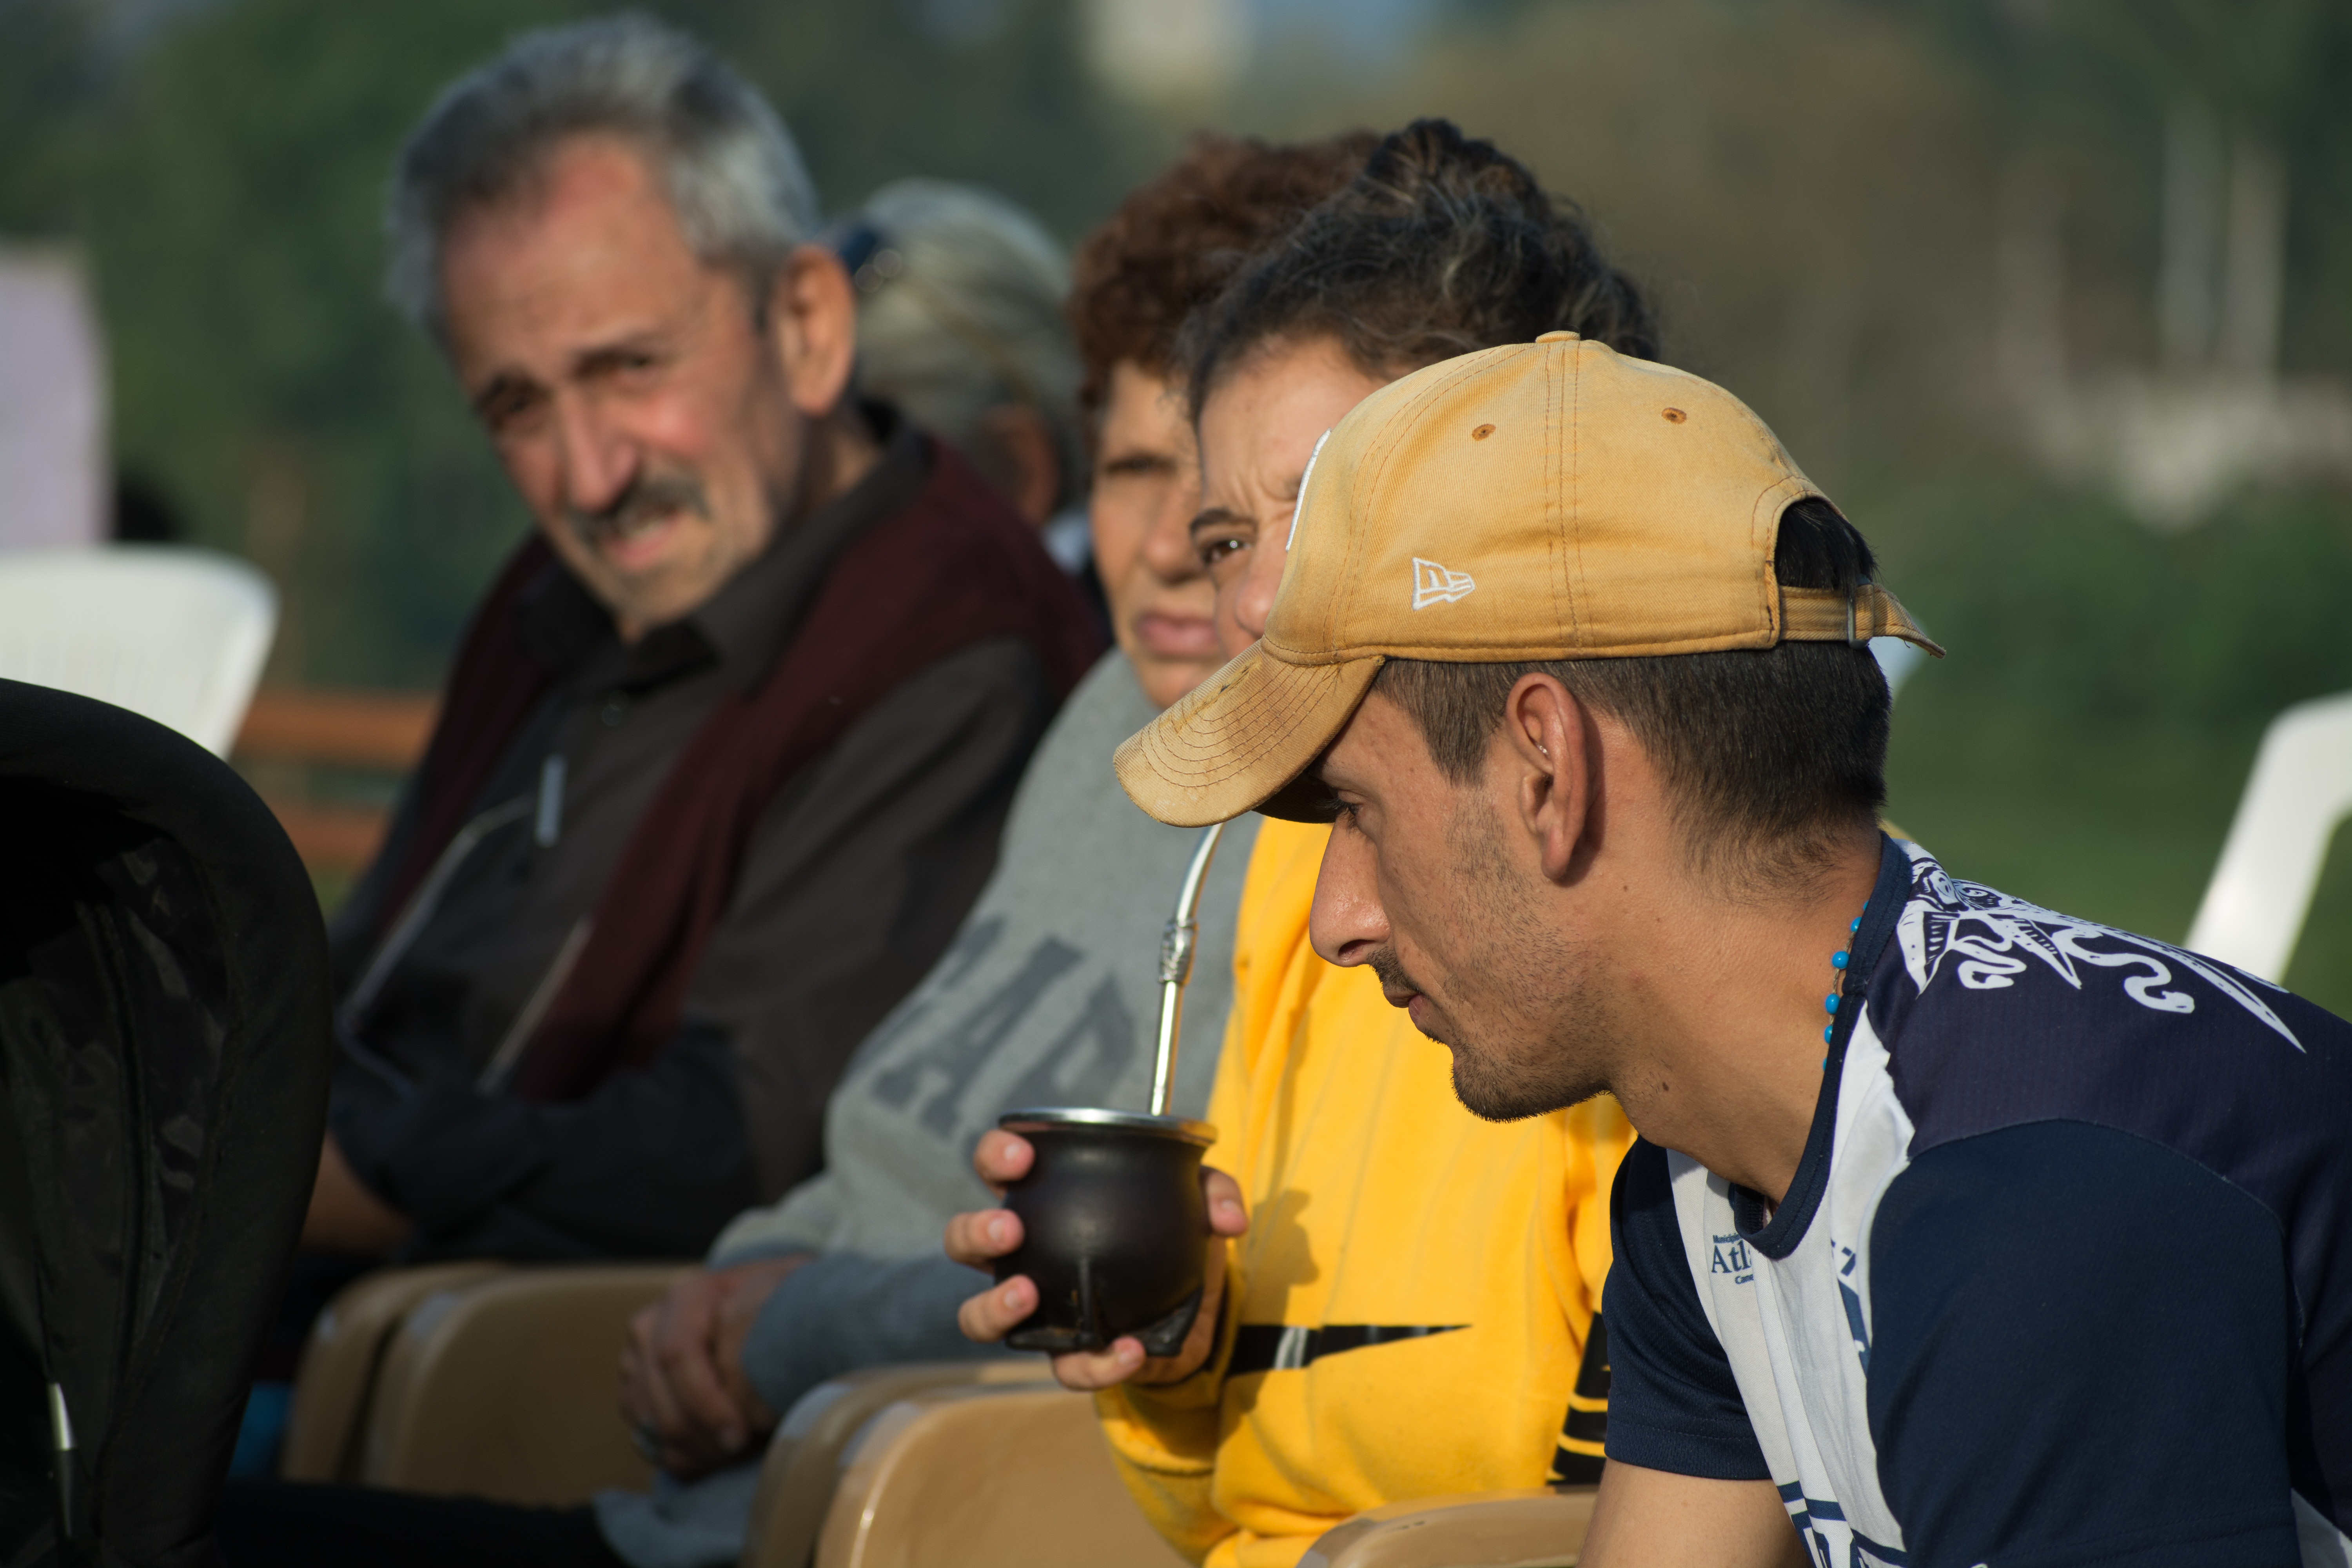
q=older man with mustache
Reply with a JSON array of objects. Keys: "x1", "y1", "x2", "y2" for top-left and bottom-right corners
[{"x1": 302, "y1": 15, "x2": 1099, "y2": 1286}]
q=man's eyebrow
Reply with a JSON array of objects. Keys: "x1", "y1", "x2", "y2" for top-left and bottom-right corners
[
  {"x1": 1100, "y1": 449, "x2": 1177, "y2": 476},
  {"x1": 470, "y1": 372, "x2": 537, "y2": 419},
  {"x1": 572, "y1": 334, "x2": 668, "y2": 376},
  {"x1": 1188, "y1": 505, "x2": 1251, "y2": 539},
  {"x1": 468, "y1": 326, "x2": 678, "y2": 417}
]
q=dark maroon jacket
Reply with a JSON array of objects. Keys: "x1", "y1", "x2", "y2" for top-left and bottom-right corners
[{"x1": 333, "y1": 435, "x2": 1100, "y2": 1258}]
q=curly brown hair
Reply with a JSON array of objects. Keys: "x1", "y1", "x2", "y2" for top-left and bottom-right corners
[{"x1": 1069, "y1": 131, "x2": 1375, "y2": 423}]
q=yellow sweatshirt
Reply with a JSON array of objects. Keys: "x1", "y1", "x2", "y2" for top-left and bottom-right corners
[{"x1": 1097, "y1": 817, "x2": 1635, "y2": 1567}]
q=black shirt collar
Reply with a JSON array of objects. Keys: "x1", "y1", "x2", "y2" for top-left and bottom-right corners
[{"x1": 514, "y1": 405, "x2": 929, "y2": 693}]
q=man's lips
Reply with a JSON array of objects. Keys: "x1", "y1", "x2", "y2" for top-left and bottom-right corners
[
  {"x1": 583, "y1": 509, "x2": 682, "y2": 572},
  {"x1": 1133, "y1": 612, "x2": 1218, "y2": 660}
]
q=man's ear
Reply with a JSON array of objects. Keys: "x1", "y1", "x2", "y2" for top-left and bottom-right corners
[
  {"x1": 1501, "y1": 673, "x2": 1592, "y2": 882},
  {"x1": 766, "y1": 245, "x2": 860, "y2": 419}
]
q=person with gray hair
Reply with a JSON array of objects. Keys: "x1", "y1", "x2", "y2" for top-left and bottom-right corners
[
  {"x1": 290, "y1": 9, "x2": 1099, "y2": 1342},
  {"x1": 835, "y1": 180, "x2": 1088, "y2": 565},
  {"x1": 383, "y1": 11, "x2": 820, "y2": 347}
]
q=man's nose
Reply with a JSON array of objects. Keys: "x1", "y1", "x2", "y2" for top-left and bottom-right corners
[
  {"x1": 1234, "y1": 528, "x2": 1285, "y2": 639},
  {"x1": 1309, "y1": 824, "x2": 1390, "y2": 968},
  {"x1": 553, "y1": 394, "x2": 639, "y2": 516}
]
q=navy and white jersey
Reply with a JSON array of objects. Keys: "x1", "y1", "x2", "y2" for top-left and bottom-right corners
[{"x1": 1604, "y1": 836, "x2": 2352, "y2": 1568}]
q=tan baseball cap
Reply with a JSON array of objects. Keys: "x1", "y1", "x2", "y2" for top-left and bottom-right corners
[{"x1": 1115, "y1": 332, "x2": 1941, "y2": 827}]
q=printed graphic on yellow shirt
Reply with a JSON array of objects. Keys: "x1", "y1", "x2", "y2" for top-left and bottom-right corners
[
  {"x1": 1229, "y1": 1324, "x2": 1465, "y2": 1375},
  {"x1": 1551, "y1": 1313, "x2": 1611, "y2": 1485}
]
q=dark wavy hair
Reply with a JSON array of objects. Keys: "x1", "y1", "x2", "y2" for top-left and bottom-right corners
[{"x1": 1182, "y1": 118, "x2": 1659, "y2": 417}]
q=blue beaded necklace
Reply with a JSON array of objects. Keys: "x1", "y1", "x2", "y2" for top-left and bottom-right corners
[{"x1": 1822, "y1": 915, "x2": 1863, "y2": 1068}]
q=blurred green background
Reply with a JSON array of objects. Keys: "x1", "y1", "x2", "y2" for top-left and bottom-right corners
[{"x1": 4, "y1": 0, "x2": 2347, "y2": 1009}]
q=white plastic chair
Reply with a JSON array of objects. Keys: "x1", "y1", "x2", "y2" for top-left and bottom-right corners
[
  {"x1": 2185, "y1": 691, "x2": 2352, "y2": 982},
  {"x1": 0, "y1": 546, "x2": 278, "y2": 757}
]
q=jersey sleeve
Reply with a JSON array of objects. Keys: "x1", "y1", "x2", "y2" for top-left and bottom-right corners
[
  {"x1": 1867, "y1": 1121, "x2": 2302, "y2": 1568},
  {"x1": 1602, "y1": 1139, "x2": 1773, "y2": 1480}
]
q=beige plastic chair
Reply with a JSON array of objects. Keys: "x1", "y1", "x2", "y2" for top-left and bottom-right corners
[
  {"x1": 356, "y1": 1264, "x2": 684, "y2": 1501},
  {"x1": 281, "y1": 1262, "x2": 1053, "y2": 1534},
  {"x1": 800, "y1": 1380, "x2": 1598, "y2": 1568},
  {"x1": 2186, "y1": 690, "x2": 2352, "y2": 980},
  {"x1": 744, "y1": 1359, "x2": 1057, "y2": 1568},
  {"x1": 1299, "y1": 1488, "x2": 1598, "y2": 1567},
  {"x1": 281, "y1": 1261, "x2": 510, "y2": 1481},
  {"x1": 281, "y1": 1262, "x2": 682, "y2": 1501},
  {"x1": 808, "y1": 1381, "x2": 1187, "y2": 1568},
  {"x1": 284, "y1": 1268, "x2": 1590, "y2": 1566}
]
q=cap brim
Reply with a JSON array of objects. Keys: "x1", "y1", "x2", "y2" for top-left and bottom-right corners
[{"x1": 1115, "y1": 643, "x2": 1385, "y2": 828}]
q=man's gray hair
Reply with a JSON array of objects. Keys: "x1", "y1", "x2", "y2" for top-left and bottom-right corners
[
  {"x1": 385, "y1": 13, "x2": 819, "y2": 343},
  {"x1": 846, "y1": 179, "x2": 1082, "y2": 505}
]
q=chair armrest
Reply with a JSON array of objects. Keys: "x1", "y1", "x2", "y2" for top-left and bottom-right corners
[
  {"x1": 743, "y1": 1358, "x2": 1051, "y2": 1568},
  {"x1": 1299, "y1": 1487, "x2": 1600, "y2": 1568},
  {"x1": 806, "y1": 1381, "x2": 1185, "y2": 1568},
  {"x1": 280, "y1": 1261, "x2": 509, "y2": 1481},
  {"x1": 358, "y1": 1263, "x2": 689, "y2": 1504}
]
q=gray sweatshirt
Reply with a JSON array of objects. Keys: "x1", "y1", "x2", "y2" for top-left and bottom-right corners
[{"x1": 595, "y1": 651, "x2": 1257, "y2": 1568}]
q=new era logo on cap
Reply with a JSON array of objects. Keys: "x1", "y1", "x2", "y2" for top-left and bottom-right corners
[{"x1": 1411, "y1": 558, "x2": 1476, "y2": 609}]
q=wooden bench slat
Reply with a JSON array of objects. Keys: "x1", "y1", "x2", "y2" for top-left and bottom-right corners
[
  {"x1": 264, "y1": 799, "x2": 392, "y2": 876},
  {"x1": 237, "y1": 689, "x2": 438, "y2": 771}
]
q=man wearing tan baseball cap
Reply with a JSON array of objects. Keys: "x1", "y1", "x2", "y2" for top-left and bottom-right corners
[{"x1": 1117, "y1": 332, "x2": 2352, "y2": 1568}]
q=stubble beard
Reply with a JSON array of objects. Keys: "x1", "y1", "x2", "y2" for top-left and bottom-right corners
[{"x1": 1379, "y1": 788, "x2": 1617, "y2": 1124}]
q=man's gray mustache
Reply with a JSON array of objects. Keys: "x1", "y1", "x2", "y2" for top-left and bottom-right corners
[{"x1": 564, "y1": 474, "x2": 710, "y2": 541}]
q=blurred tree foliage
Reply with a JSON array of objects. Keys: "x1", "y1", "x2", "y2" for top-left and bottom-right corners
[
  {"x1": 1245, "y1": 0, "x2": 2352, "y2": 488},
  {"x1": 1923, "y1": 0, "x2": 2352, "y2": 370},
  {"x1": 678, "y1": 0, "x2": 1155, "y2": 236},
  {"x1": 0, "y1": 0, "x2": 102, "y2": 234},
  {"x1": 84, "y1": 0, "x2": 577, "y2": 683}
]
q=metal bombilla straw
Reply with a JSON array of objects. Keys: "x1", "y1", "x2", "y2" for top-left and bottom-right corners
[
  {"x1": 993, "y1": 820, "x2": 1227, "y2": 1354},
  {"x1": 1149, "y1": 821, "x2": 1227, "y2": 1116}
]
